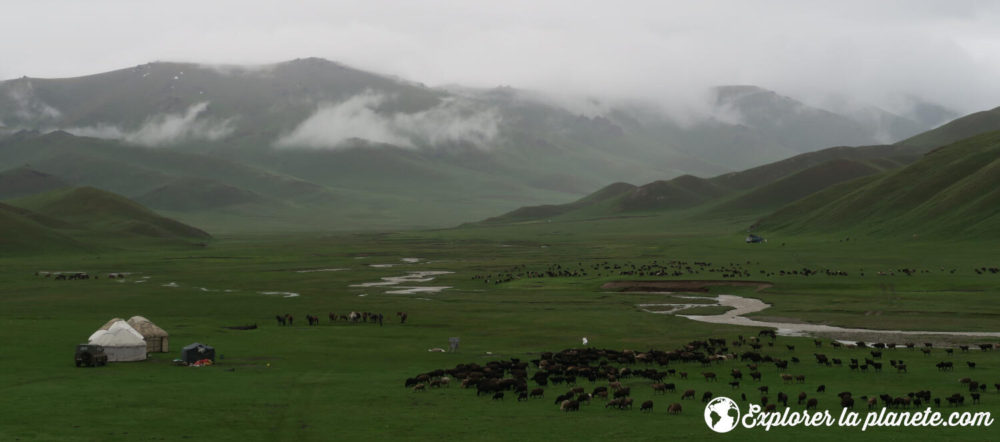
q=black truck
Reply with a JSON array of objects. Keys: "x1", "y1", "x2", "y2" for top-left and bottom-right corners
[{"x1": 75, "y1": 344, "x2": 108, "y2": 367}]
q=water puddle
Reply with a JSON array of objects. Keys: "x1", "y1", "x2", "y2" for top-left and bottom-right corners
[
  {"x1": 385, "y1": 286, "x2": 451, "y2": 295},
  {"x1": 259, "y1": 291, "x2": 300, "y2": 298},
  {"x1": 350, "y1": 270, "x2": 453, "y2": 294}
]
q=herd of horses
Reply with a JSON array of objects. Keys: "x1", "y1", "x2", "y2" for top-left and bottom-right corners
[
  {"x1": 405, "y1": 331, "x2": 998, "y2": 415},
  {"x1": 275, "y1": 311, "x2": 408, "y2": 326}
]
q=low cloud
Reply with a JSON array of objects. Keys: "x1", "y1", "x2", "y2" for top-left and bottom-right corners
[
  {"x1": 6, "y1": 80, "x2": 61, "y2": 121},
  {"x1": 276, "y1": 90, "x2": 500, "y2": 149},
  {"x1": 66, "y1": 102, "x2": 235, "y2": 146}
]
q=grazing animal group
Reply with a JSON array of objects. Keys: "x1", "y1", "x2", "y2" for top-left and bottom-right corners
[
  {"x1": 276, "y1": 311, "x2": 396, "y2": 326},
  {"x1": 402, "y1": 334, "x2": 998, "y2": 417}
]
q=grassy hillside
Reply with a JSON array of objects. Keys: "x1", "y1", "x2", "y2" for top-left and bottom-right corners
[
  {"x1": 8, "y1": 186, "x2": 211, "y2": 242},
  {"x1": 135, "y1": 178, "x2": 265, "y2": 211},
  {"x1": 897, "y1": 105, "x2": 1000, "y2": 149},
  {"x1": 482, "y1": 142, "x2": 926, "y2": 224},
  {"x1": 481, "y1": 182, "x2": 637, "y2": 224},
  {"x1": 0, "y1": 203, "x2": 82, "y2": 252},
  {"x1": 759, "y1": 130, "x2": 1000, "y2": 237},
  {"x1": 712, "y1": 158, "x2": 889, "y2": 212},
  {"x1": 0, "y1": 166, "x2": 68, "y2": 199}
]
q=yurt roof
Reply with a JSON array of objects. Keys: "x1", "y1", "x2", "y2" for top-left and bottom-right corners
[
  {"x1": 98, "y1": 317, "x2": 125, "y2": 331},
  {"x1": 127, "y1": 316, "x2": 168, "y2": 337},
  {"x1": 89, "y1": 326, "x2": 145, "y2": 347},
  {"x1": 89, "y1": 319, "x2": 144, "y2": 343}
]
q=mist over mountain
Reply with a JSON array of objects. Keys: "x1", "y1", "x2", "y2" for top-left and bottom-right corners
[{"x1": 0, "y1": 58, "x2": 963, "y2": 231}]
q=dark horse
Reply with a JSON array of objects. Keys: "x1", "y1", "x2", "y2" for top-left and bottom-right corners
[{"x1": 275, "y1": 315, "x2": 286, "y2": 326}]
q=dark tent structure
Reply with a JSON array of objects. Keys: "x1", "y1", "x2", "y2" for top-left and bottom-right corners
[{"x1": 181, "y1": 342, "x2": 215, "y2": 364}]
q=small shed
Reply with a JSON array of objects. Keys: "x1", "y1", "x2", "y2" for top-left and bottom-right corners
[
  {"x1": 127, "y1": 316, "x2": 169, "y2": 353},
  {"x1": 181, "y1": 342, "x2": 215, "y2": 364}
]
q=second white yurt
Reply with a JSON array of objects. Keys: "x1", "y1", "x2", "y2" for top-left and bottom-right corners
[{"x1": 88, "y1": 319, "x2": 147, "y2": 361}]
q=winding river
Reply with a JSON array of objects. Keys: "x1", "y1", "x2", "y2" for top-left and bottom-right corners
[{"x1": 638, "y1": 292, "x2": 1000, "y2": 341}]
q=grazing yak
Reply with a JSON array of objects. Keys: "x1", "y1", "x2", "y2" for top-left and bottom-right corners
[
  {"x1": 561, "y1": 399, "x2": 580, "y2": 412},
  {"x1": 641, "y1": 400, "x2": 654, "y2": 412},
  {"x1": 667, "y1": 403, "x2": 682, "y2": 414}
]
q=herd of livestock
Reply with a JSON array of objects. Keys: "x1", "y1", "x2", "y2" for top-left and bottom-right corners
[
  {"x1": 406, "y1": 332, "x2": 999, "y2": 414},
  {"x1": 35, "y1": 271, "x2": 128, "y2": 280},
  {"x1": 471, "y1": 260, "x2": 1000, "y2": 285},
  {"x1": 275, "y1": 311, "x2": 408, "y2": 326}
]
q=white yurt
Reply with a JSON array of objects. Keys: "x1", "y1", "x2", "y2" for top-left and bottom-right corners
[
  {"x1": 127, "y1": 316, "x2": 169, "y2": 353},
  {"x1": 88, "y1": 319, "x2": 147, "y2": 361}
]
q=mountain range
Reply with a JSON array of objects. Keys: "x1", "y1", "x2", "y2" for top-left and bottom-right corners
[
  {"x1": 0, "y1": 58, "x2": 966, "y2": 232},
  {"x1": 481, "y1": 106, "x2": 1000, "y2": 238}
]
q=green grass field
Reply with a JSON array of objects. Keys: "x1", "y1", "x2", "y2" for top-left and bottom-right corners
[{"x1": 2, "y1": 217, "x2": 998, "y2": 441}]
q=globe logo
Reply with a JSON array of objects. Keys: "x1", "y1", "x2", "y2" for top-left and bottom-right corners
[{"x1": 704, "y1": 396, "x2": 740, "y2": 433}]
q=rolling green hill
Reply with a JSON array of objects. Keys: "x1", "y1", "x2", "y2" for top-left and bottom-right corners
[
  {"x1": 712, "y1": 158, "x2": 892, "y2": 212},
  {"x1": 896, "y1": 105, "x2": 1000, "y2": 150},
  {"x1": 479, "y1": 102, "x2": 1000, "y2": 227},
  {"x1": 0, "y1": 202, "x2": 83, "y2": 252},
  {"x1": 0, "y1": 166, "x2": 68, "y2": 199},
  {"x1": 758, "y1": 130, "x2": 1000, "y2": 237},
  {"x1": 8, "y1": 186, "x2": 211, "y2": 242},
  {"x1": 135, "y1": 178, "x2": 265, "y2": 211},
  {"x1": 481, "y1": 142, "x2": 925, "y2": 224}
]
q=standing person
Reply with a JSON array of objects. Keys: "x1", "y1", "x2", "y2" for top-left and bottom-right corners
[{"x1": 378, "y1": 313, "x2": 383, "y2": 326}]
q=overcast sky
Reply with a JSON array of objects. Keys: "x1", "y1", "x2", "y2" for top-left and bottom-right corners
[{"x1": 4, "y1": 0, "x2": 1000, "y2": 113}]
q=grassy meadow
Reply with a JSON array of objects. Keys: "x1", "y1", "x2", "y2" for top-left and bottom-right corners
[{"x1": 1, "y1": 215, "x2": 999, "y2": 441}]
